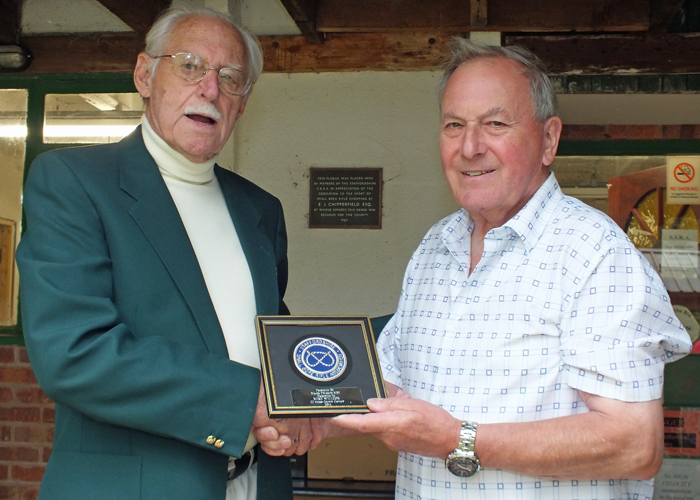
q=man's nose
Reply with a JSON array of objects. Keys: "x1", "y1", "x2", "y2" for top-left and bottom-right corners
[
  {"x1": 460, "y1": 124, "x2": 487, "y2": 159},
  {"x1": 198, "y1": 69, "x2": 221, "y2": 100}
]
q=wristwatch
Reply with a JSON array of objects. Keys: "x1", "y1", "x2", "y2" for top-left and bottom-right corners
[{"x1": 445, "y1": 420, "x2": 480, "y2": 477}]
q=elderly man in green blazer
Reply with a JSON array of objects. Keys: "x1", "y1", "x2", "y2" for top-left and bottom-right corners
[{"x1": 16, "y1": 7, "x2": 309, "y2": 500}]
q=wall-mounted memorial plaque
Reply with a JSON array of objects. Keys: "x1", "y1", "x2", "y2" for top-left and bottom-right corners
[
  {"x1": 309, "y1": 168, "x2": 382, "y2": 229},
  {"x1": 256, "y1": 316, "x2": 387, "y2": 418}
]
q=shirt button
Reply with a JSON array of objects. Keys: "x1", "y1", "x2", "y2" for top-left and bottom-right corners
[
  {"x1": 215, "y1": 439, "x2": 225, "y2": 449},
  {"x1": 207, "y1": 436, "x2": 216, "y2": 445}
]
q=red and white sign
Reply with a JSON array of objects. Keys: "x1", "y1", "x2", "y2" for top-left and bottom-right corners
[
  {"x1": 668, "y1": 156, "x2": 700, "y2": 204},
  {"x1": 663, "y1": 409, "x2": 700, "y2": 457}
]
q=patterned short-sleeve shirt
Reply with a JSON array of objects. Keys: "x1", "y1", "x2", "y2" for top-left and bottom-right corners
[{"x1": 377, "y1": 172, "x2": 692, "y2": 500}]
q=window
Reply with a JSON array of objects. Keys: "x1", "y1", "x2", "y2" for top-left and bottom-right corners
[{"x1": 0, "y1": 73, "x2": 136, "y2": 341}]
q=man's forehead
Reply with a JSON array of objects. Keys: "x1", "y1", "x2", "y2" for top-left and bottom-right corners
[
  {"x1": 165, "y1": 16, "x2": 245, "y2": 59},
  {"x1": 443, "y1": 59, "x2": 531, "y2": 111}
]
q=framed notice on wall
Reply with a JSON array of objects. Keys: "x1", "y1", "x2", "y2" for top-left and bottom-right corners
[
  {"x1": 309, "y1": 168, "x2": 382, "y2": 229},
  {"x1": 0, "y1": 218, "x2": 17, "y2": 326}
]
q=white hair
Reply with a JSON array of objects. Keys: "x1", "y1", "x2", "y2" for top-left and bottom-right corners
[
  {"x1": 439, "y1": 38, "x2": 558, "y2": 122},
  {"x1": 143, "y1": 6, "x2": 263, "y2": 89}
]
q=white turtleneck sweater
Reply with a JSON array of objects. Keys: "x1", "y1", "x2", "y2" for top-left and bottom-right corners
[{"x1": 141, "y1": 116, "x2": 259, "y2": 453}]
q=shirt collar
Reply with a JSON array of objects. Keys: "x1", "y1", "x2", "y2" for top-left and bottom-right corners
[
  {"x1": 503, "y1": 171, "x2": 563, "y2": 253},
  {"x1": 441, "y1": 172, "x2": 563, "y2": 255}
]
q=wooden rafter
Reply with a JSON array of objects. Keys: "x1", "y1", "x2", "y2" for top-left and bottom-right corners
[
  {"x1": 471, "y1": 0, "x2": 488, "y2": 28},
  {"x1": 279, "y1": 0, "x2": 323, "y2": 44},
  {"x1": 94, "y1": 0, "x2": 171, "y2": 34},
  {"x1": 315, "y1": 0, "x2": 650, "y2": 32},
  {"x1": 261, "y1": 33, "x2": 450, "y2": 73},
  {"x1": 507, "y1": 33, "x2": 700, "y2": 75},
  {"x1": 19, "y1": 34, "x2": 142, "y2": 74},
  {"x1": 19, "y1": 30, "x2": 700, "y2": 75}
]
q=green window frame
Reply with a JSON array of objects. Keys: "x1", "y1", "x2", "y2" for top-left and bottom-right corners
[{"x1": 0, "y1": 73, "x2": 136, "y2": 344}]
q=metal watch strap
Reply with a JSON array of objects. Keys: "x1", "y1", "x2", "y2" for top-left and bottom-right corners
[
  {"x1": 445, "y1": 420, "x2": 480, "y2": 477},
  {"x1": 457, "y1": 420, "x2": 477, "y2": 455}
]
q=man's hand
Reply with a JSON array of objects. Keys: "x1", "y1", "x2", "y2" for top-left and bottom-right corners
[
  {"x1": 332, "y1": 389, "x2": 462, "y2": 459},
  {"x1": 252, "y1": 379, "x2": 312, "y2": 456}
]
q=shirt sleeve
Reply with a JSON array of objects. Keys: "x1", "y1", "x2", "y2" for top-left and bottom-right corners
[{"x1": 558, "y1": 243, "x2": 692, "y2": 402}]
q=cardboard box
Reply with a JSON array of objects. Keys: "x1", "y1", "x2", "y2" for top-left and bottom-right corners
[{"x1": 307, "y1": 434, "x2": 398, "y2": 481}]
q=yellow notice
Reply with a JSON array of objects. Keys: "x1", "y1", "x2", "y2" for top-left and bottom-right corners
[{"x1": 667, "y1": 156, "x2": 700, "y2": 204}]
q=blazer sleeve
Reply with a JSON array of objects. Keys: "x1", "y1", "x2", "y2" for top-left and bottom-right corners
[{"x1": 17, "y1": 151, "x2": 264, "y2": 458}]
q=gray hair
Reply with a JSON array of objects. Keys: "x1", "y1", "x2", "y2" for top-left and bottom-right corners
[
  {"x1": 143, "y1": 7, "x2": 263, "y2": 88},
  {"x1": 438, "y1": 38, "x2": 558, "y2": 122}
]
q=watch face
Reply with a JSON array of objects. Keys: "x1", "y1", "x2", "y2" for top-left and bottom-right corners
[{"x1": 447, "y1": 457, "x2": 479, "y2": 477}]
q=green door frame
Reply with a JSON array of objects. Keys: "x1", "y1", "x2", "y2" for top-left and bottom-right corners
[{"x1": 0, "y1": 73, "x2": 136, "y2": 343}]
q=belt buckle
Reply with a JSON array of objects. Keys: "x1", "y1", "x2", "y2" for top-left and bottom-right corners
[{"x1": 227, "y1": 457, "x2": 237, "y2": 481}]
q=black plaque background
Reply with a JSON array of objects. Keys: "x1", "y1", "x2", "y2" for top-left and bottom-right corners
[
  {"x1": 256, "y1": 316, "x2": 387, "y2": 418},
  {"x1": 309, "y1": 168, "x2": 382, "y2": 229}
]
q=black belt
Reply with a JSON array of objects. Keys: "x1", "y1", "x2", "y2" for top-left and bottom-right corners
[{"x1": 227, "y1": 448, "x2": 257, "y2": 481}]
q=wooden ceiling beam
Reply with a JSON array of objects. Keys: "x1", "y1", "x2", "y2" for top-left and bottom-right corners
[
  {"x1": 279, "y1": 0, "x2": 324, "y2": 44},
  {"x1": 0, "y1": 0, "x2": 22, "y2": 45},
  {"x1": 315, "y1": 0, "x2": 650, "y2": 32},
  {"x1": 17, "y1": 31, "x2": 700, "y2": 76},
  {"x1": 94, "y1": 0, "x2": 170, "y2": 35},
  {"x1": 507, "y1": 33, "x2": 700, "y2": 74},
  {"x1": 260, "y1": 32, "x2": 451, "y2": 73},
  {"x1": 19, "y1": 34, "x2": 142, "y2": 74}
]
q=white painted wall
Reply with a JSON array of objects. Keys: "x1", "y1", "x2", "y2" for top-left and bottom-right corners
[
  {"x1": 21, "y1": 0, "x2": 132, "y2": 33},
  {"x1": 232, "y1": 71, "x2": 457, "y2": 317}
]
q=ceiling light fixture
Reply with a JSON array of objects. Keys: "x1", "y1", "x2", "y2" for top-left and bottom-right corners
[{"x1": 0, "y1": 45, "x2": 32, "y2": 72}]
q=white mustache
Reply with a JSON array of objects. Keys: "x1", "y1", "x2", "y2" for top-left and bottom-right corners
[{"x1": 184, "y1": 103, "x2": 222, "y2": 122}]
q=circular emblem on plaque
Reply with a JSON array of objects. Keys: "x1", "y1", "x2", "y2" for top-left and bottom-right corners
[{"x1": 293, "y1": 337, "x2": 347, "y2": 382}]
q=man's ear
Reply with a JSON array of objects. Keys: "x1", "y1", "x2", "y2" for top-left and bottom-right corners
[
  {"x1": 134, "y1": 53, "x2": 154, "y2": 99},
  {"x1": 541, "y1": 116, "x2": 563, "y2": 167}
]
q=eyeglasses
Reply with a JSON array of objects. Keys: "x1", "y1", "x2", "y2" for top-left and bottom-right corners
[{"x1": 155, "y1": 52, "x2": 253, "y2": 96}]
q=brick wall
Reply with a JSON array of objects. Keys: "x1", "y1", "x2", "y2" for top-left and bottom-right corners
[{"x1": 0, "y1": 346, "x2": 53, "y2": 500}]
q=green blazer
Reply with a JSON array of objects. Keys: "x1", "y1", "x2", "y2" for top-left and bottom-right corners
[{"x1": 16, "y1": 128, "x2": 293, "y2": 500}]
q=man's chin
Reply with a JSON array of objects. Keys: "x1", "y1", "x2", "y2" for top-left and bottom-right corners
[{"x1": 177, "y1": 145, "x2": 220, "y2": 164}]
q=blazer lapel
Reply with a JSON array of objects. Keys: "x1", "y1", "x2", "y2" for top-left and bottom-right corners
[
  {"x1": 116, "y1": 129, "x2": 228, "y2": 355},
  {"x1": 216, "y1": 169, "x2": 279, "y2": 316}
]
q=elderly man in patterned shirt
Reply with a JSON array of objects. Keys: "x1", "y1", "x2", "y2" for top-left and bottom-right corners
[{"x1": 303, "y1": 40, "x2": 692, "y2": 500}]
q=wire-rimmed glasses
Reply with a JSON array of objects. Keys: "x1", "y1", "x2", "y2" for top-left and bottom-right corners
[{"x1": 155, "y1": 52, "x2": 252, "y2": 96}]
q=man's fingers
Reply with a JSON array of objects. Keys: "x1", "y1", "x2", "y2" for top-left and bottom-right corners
[
  {"x1": 332, "y1": 413, "x2": 390, "y2": 434},
  {"x1": 292, "y1": 421, "x2": 313, "y2": 456},
  {"x1": 253, "y1": 425, "x2": 280, "y2": 442},
  {"x1": 259, "y1": 435, "x2": 292, "y2": 457},
  {"x1": 367, "y1": 395, "x2": 414, "y2": 413},
  {"x1": 309, "y1": 418, "x2": 330, "y2": 449}
]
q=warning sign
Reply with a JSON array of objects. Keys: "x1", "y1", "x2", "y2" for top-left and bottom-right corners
[
  {"x1": 668, "y1": 156, "x2": 700, "y2": 204},
  {"x1": 663, "y1": 409, "x2": 700, "y2": 457}
]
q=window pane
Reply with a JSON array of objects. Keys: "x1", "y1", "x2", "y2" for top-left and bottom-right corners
[
  {"x1": 551, "y1": 155, "x2": 666, "y2": 215},
  {"x1": 0, "y1": 89, "x2": 27, "y2": 327},
  {"x1": 44, "y1": 93, "x2": 143, "y2": 144}
]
